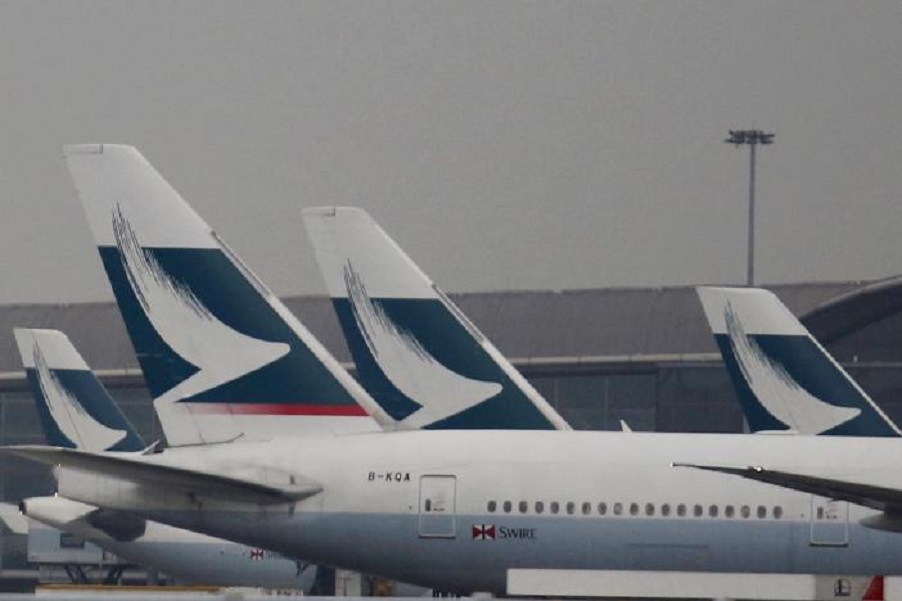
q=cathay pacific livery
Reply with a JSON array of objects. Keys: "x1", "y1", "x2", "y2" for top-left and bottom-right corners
[
  {"x1": 20, "y1": 328, "x2": 142, "y2": 453},
  {"x1": 67, "y1": 143, "x2": 567, "y2": 442},
  {"x1": 13, "y1": 328, "x2": 315, "y2": 590},
  {"x1": 698, "y1": 287, "x2": 900, "y2": 437},
  {"x1": 64, "y1": 144, "x2": 394, "y2": 446},
  {"x1": 12, "y1": 144, "x2": 902, "y2": 598},
  {"x1": 303, "y1": 206, "x2": 569, "y2": 430}
]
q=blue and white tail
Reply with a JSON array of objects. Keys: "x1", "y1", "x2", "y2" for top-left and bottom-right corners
[
  {"x1": 697, "y1": 286, "x2": 900, "y2": 436},
  {"x1": 303, "y1": 207, "x2": 570, "y2": 430},
  {"x1": 64, "y1": 144, "x2": 391, "y2": 445},
  {"x1": 14, "y1": 328, "x2": 146, "y2": 452}
]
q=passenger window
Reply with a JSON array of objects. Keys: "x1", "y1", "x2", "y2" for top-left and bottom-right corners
[
  {"x1": 645, "y1": 503, "x2": 655, "y2": 516},
  {"x1": 551, "y1": 502, "x2": 560, "y2": 515},
  {"x1": 582, "y1": 502, "x2": 591, "y2": 515},
  {"x1": 613, "y1": 502, "x2": 623, "y2": 516},
  {"x1": 709, "y1": 505, "x2": 719, "y2": 518},
  {"x1": 741, "y1": 505, "x2": 750, "y2": 518},
  {"x1": 503, "y1": 501, "x2": 512, "y2": 513},
  {"x1": 629, "y1": 503, "x2": 639, "y2": 516},
  {"x1": 693, "y1": 505, "x2": 703, "y2": 517},
  {"x1": 598, "y1": 502, "x2": 607, "y2": 515},
  {"x1": 487, "y1": 501, "x2": 496, "y2": 513},
  {"x1": 774, "y1": 506, "x2": 783, "y2": 519},
  {"x1": 566, "y1": 502, "x2": 575, "y2": 515},
  {"x1": 535, "y1": 501, "x2": 544, "y2": 514},
  {"x1": 661, "y1": 504, "x2": 671, "y2": 517},
  {"x1": 677, "y1": 504, "x2": 686, "y2": 517},
  {"x1": 725, "y1": 505, "x2": 734, "y2": 518},
  {"x1": 519, "y1": 501, "x2": 528, "y2": 514},
  {"x1": 757, "y1": 506, "x2": 766, "y2": 519}
]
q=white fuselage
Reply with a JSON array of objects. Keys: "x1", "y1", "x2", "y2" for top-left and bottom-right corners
[
  {"x1": 22, "y1": 496, "x2": 315, "y2": 589},
  {"x1": 52, "y1": 430, "x2": 902, "y2": 594}
]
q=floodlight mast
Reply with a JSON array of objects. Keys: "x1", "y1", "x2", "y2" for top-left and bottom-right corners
[{"x1": 725, "y1": 130, "x2": 774, "y2": 286}]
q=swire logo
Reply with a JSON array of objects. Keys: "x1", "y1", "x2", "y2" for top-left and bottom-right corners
[
  {"x1": 471, "y1": 523, "x2": 537, "y2": 541},
  {"x1": 472, "y1": 524, "x2": 495, "y2": 540}
]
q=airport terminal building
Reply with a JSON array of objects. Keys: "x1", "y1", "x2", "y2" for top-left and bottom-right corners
[{"x1": 0, "y1": 278, "x2": 900, "y2": 582}]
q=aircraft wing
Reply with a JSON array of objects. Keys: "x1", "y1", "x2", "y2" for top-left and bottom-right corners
[
  {"x1": 4, "y1": 446, "x2": 321, "y2": 505},
  {"x1": 675, "y1": 462, "x2": 902, "y2": 512}
]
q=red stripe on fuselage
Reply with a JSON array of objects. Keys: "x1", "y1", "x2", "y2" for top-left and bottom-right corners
[{"x1": 184, "y1": 403, "x2": 369, "y2": 416}]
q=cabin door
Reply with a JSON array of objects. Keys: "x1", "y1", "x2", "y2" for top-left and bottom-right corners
[
  {"x1": 810, "y1": 496, "x2": 849, "y2": 546},
  {"x1": 418, "y1": 475, "x2": 457, "y2": 538}
]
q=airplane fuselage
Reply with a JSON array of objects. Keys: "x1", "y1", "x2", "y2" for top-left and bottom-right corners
[
  {"x1": 53, "y1": 430, "x2": 902, "y2": 594},
  {"x1": 22, "y1": 496, "x2": 315, "y2": 589}
]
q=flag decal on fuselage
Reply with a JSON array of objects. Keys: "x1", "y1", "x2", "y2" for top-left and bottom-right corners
[{"x1": 472, "y1": 524, "x2": 496, "y2": 540}]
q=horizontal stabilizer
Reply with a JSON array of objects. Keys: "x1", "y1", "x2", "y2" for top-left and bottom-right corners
[
  {"x1": 0, "y1": 503, "x2": 28, "y2": 535},
  {"x1": 675, "y1": 462, "x2": 902, "y2": 513},
  {"x1": 4, "y1": 446, "x2": 321, "y2": 505}
]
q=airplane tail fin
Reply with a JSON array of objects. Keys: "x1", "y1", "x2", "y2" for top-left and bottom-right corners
[
  {"x1": 14, "y1": 328, "x2": 146, "y2": 453},
  {"x1": 302, "y1": 206, "x2": 570, "y2": 430},
  {"x1": 697, "y1": 286, "x2": 900, "y2": 436},
  {"x1": 64, "y1": 145, "x2": 391, "y2": 445}
]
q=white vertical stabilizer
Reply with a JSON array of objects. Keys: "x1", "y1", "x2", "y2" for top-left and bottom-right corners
[
  {"x1": 303, "y1": 206, "x2": 571, "y2": 430},
  {"x1": 14, "y1": 329, "x2": 127, "y2": 452},
  {"x1": 698, "y1": 286, "x2": 898, "y2": 436},
  {"x1": 64, "y1": 145, "x2": 391, "y2": 445}
]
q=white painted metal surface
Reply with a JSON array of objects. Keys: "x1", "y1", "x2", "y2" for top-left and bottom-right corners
[{"x1": 509, "y1": 569, "x2": 822, "y2": 599}]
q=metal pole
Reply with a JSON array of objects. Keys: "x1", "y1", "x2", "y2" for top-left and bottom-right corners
[
  {"x1": 747, "y1": 141, "x2": 756, "y2": 287},
  {"x1": 726, "y1": 129, "x2": 772, "y2": 287}
]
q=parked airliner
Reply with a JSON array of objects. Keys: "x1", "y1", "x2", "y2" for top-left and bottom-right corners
[
  {"x1": 11, "y1": 144, "x2": 902, "y2": 598},
  {"x1": 10, "y1": 143, "x2": 571, "y2": 592},
  {"x1": 15, "y1": 428, "x2": 902, "y2": 595}
]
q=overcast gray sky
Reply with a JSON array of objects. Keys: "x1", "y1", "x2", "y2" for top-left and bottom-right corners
[{"x1": 1, "y1": 1, "x2": 901, "y2": 304}]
